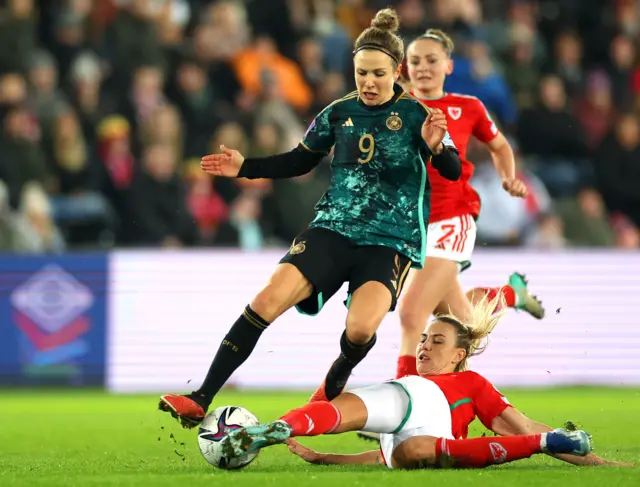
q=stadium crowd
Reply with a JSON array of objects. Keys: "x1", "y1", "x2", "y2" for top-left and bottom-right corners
[{"x1": 0, "y1": 0, "x2": 639, "y2": 252}]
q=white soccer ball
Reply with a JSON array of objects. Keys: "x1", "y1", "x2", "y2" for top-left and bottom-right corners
[{"x1": 197, "y1": 405, "x2": 260, "y2": 470}]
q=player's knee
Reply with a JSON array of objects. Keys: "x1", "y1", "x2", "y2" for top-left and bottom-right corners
[
  {"x1": 345, "y1": 318, "x2": 377, "y2": 345},
  {"x1": 250, "y1": 286, "x2": 291, "y2": 323},
  {"x1": 394, "y1": 438, "x2": 437, "y2": 469}
]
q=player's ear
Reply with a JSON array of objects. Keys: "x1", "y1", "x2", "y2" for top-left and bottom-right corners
[
  {"x1": 446, "y1": 59, "x2": 454, "y2": 76},
  {"x1": 452, "y1": 347, "x2": 466, "y2": 366},
  {"x1": 394, "y1": 62, "x2": 402, "y2": 81}
]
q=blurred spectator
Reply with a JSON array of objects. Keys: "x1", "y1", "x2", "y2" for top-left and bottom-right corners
[
  {"x1": 107, "y1": 0, "x2": 166, "y2": 76},
  {"x1": 615, "y1": 0, "x2": 639, "y2": 38},
  {"x1": 14, "y1": 182, "x2": 66, "y2": 253},
  {"x1": 472, "y1": 150, "x2": 552, "y2": 247},
  {"x1": 67, "y1": 52, "x2": 107, "y2": 139},
  {"x1": 119, "y1": 65, "x2": 167, "y2": 148},
  {"x1": 606, "y1": 34, "x2": 637, "y2": 109},
  {"x1": 129, "y1": 143, "x2": 199, "y2": 247},
  {"x1": 50, "y1": 110, "x2": 99, "y2": 196},
  {"x1": 0, "y1": 104, "x2": 50, "y2": 208},
  {"x1": 186, "y1": 22, "x2": 242, "y2": 106},
  {"x1": 47, "y1": 110, "x2": 114, "y2": 246},
  {"x1": 184, "y1": 159, "x2": 228, "y2": 243},
  {"x1": 555, "y1": 188, "x2": 616, "y2": 247},
  {"x1": 232, "y1": 36, "x2": 313, "y2": 113},
  {"x1": 297, "y1": 36, "x2": 326, "y2": 97},
  {"x1": 95, "y1": 115, "x2": 135, "y2": 241},
  {"x1": 503, "y1": 26, "x2": 543, "y2": 110},
  {"x1": 0, "y1": 72, "x2": 28, "y2": 109},
  {"x1": 396, "y1": 0, "x2": 427, "y2": 40},
  {"x1": 140, "y1": 104, "x2": 183, "y2": 158},
  {"x1": 50, "y1": 6, "x2": 89, "y2": 82},
  {"x1": 27, "y1": 50, "x2": 70, "y2": 143},
  {"x1": 170, "y1": 58, "x2": 224, "y2": 157},
  {"x1": 484, "y1": 0, "x2": 546, "y2": 68},
  {"x1": 309, "y1": 71, "x2": 346, "y2": 115},
  {"x1": 516, "y1": 74, "x2": 592, "y2": 198},
  {"x1": 444, "y1": 36, "x2": 518, "y2": 126},
  {"x1": 525, "y1": 213, "x2": 568, "y2": 249},
  {"x1": 0, "y1": 179, "x2": 26, "y2": 251},
  {"x1": 544, "y1": 31, "x2": 584, "y2": 97},
  {"x1": 611, "y1": 213, "x2": 640, "y2": 249},
  {"x1": 595, "y1": 113, "x2": 640, "y2": 228},
  {"x1": 574, "y1": 70, "x2": 617, "y2": 151},
  {"x1": 0, "y1": 0, "x2": 37, "y2": 74}
]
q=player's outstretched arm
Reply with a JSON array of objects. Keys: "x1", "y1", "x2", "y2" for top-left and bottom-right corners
[
  {"x1": 491, "y1": 407, "x2": 635, "y2": 467},
  {"x1": 201, "y1": 144, "x2": 325, "y2": 180},
  {"x1": 286, "y1": 439, "x2": 383, "y2": 466}
]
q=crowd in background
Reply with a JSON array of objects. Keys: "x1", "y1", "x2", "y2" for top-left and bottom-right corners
[{"x1": 0, "y1": 0, "x2": 639, "y2": 252}]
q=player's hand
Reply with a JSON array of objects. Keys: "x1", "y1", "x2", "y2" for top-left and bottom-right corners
[
  {"x1": 601, "y1": 460, "x2": 637, "y2": 467},
  {"x1": 421, "y1": 108, "x2": 448, "y2": 155},
  {"x1": 285, "y1": 439, "x2": 323, "y2": 464},
  {"x1": 201, "y1": 145, "x2": 245, "y2": 178},
  {"x1": 502, "y1": 178, "x2": 528, "y2": 198}
]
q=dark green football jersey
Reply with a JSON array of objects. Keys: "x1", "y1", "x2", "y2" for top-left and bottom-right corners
[{"x1": 301, "y1": 84, "x2": 450, "y2": 268}]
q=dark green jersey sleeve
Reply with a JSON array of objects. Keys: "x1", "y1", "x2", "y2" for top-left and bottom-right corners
[{"x1": 300, "y1": 103, "x2": 335, "y2": 154}]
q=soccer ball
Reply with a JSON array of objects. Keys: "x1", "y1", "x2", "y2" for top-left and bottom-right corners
[{"x1": 197, "y1": 405, "x2": 260, "y2": 469}]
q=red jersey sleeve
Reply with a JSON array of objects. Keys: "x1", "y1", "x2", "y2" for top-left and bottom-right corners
[
  {"x1": 470, "y1": 372, "x2": 512, "y2": 430},
  {"x1": 471, "y1": 100, "x2": 500, "y2": 144}
]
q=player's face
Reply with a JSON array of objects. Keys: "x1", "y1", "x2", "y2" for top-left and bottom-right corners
[
  {"x1": 416, "y1": 320, "x2": 466, "y2": 376},
  {"x1": 354, "y1": 50, "x2": 400, "y2": 106},
  {"x1": 406, "y1": 39, "x2": 453, "y2": 97}
]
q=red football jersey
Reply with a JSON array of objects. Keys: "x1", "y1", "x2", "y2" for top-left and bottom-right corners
[
  {"x1": 423, "y1": 370, "x2": 512, "y2": 440},
  {"x1": 413, "y1": 92, "x2": 500, "y2": 223}
]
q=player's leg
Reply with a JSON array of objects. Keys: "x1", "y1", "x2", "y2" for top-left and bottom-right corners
[
  {"x1": 159, "y1": 263, "x2": 312, "y2": 427},
  {"x1": 391, "y1": 429, "x2": 591, "y2": 469},
  {"x1": 433, "y1": 278, "x2": 474, "y2": 317},
  {"x1": 396, "y1": 215, "x2": 475, "y2": 378},
  {"x1": 159, "y1": 228, "x2": 348, "y2": 428},
  {"x1": 222, "y1": 382, "x2": 412, "y2": 457},
  {"x1": 466, "y1": 272, "x2": 545, "y2": 319},
  {"x1": 311, "y1": 247, "x2": 413, "y2": 401},
  {"x1": 395, "y1": 257, "x2": 458, "y2": 378}
]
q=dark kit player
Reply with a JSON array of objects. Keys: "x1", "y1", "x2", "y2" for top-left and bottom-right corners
[{"x1": 159, "y1": 8, "x2": 462, "y2": 428}]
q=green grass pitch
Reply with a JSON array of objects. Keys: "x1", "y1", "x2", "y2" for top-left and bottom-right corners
[{"x1": 1, "y1": 388, "x2": 639, "y2": 486}]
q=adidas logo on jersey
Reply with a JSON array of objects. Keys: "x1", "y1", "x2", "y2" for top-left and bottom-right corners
[{"x1": 342, "y1": 118, "x2": 354, "y2": 127}]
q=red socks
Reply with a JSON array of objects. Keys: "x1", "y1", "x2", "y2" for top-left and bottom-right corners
[
  {"x1": 279, "y1": 401, "x2": 341, "y2": 436},
  {"x1": 473, "y1": 285, "x2": 517, "y2": 311},
  {"x1": 436, "y1": 434, "x2": 542, "y2": 468},
  {"x1": 396, "y1": 355, "x2": 418, "y2": 378}
]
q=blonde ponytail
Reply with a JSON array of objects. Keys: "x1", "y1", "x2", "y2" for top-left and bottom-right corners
[{"x1": 436, "y1": 292, "x2": 506, "y2": 371}]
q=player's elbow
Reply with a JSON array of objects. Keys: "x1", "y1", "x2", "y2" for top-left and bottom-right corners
[{"x1": 432, "y1": 149, "x2": 461, "y2": 181}]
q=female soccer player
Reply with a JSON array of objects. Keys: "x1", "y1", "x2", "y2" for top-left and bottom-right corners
[
  {"x1": 159, "y1": 9, "x2": 462, "y2": 428},
  {"x1": 220, "y1": 297, "x2": 629, "y2": 469},
  {"x1": 308, "y1": 29, "x2": 544, "y2": 405},
  {"x1": 394, "y1": 29, "x2": 546, "y2": 381}
]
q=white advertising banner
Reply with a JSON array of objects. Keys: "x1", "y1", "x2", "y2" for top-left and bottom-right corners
[{"x1": 107, "y1": 250, "x2": 640, "y2": 392}]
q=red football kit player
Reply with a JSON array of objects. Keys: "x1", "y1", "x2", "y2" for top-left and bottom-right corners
[
  {"x1": 218, "y1": 301, "x2": 629, "y2": 469},
  {"x1": 388, "y1": 29, "x2": 546, "y2": 384}
]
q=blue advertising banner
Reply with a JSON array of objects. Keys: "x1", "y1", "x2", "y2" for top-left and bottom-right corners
[{"x1": 0, "y1": 254, "x2": 108, "y2": 386}]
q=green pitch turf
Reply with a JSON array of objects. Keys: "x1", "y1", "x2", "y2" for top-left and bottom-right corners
[{"x1": 1, "y1": 388, "x2": 638, "y2": 487}]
